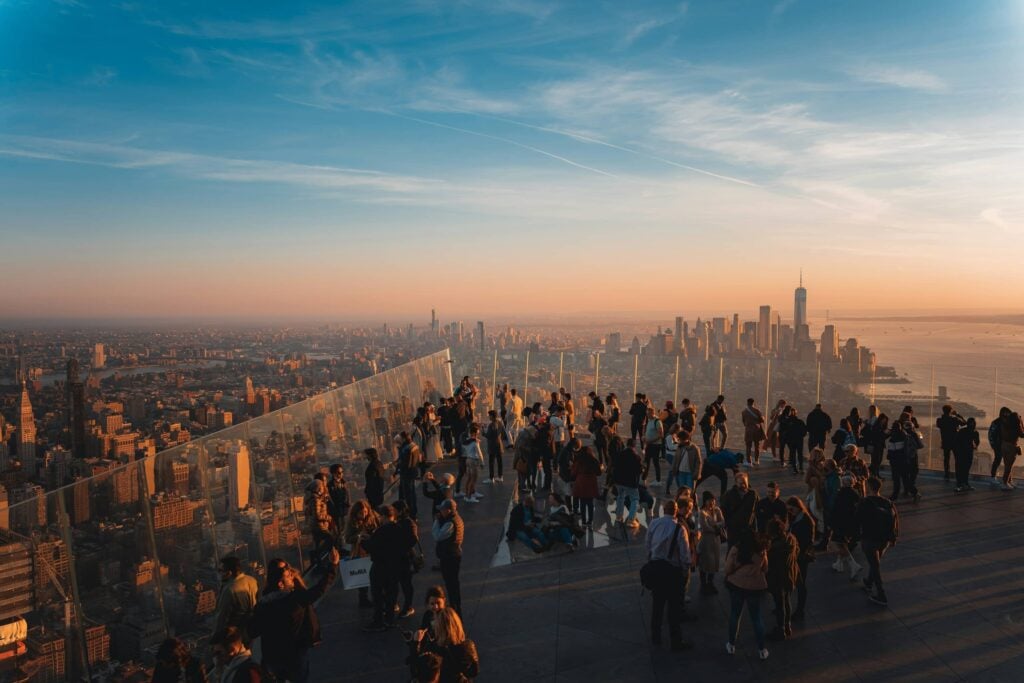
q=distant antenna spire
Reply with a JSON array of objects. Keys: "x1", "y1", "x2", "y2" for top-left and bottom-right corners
[{"x1": 799, "y1": 268, "x2": 803, "y2": 288}]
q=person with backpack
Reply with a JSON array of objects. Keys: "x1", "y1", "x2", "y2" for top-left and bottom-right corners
[
  {"x1": 936, "y1": 405, "x2": 967, "y2": 482},
  {"x1": 555, "y1": 437, "x2": 580, "y2": 510},
  {"x1": 644, "y1": 499, "x2": 693, "y2": 651},
  {"x1": 953, "y1": 417, "x2": 980, "y2": 493},
  {"x1": 998, "y1": 407, "x2": 1024, "y2": 491},
  {"x1": 766, "y1": 518, "x2": 799, "y2": 641},
  {"x1": 251, "y1": 548, "x2": 339, "y2": 682},
  {"x1": 856, "y1": 476, "x2": 898, "y2": 606},
  {"x1": 483, "y1": 410, "x2": 505, "y2": 484},
  {"x1": 831, "y1": 418, "x2": 855, "y2": 462},
  {"x1": 988, "y1": 407, "x2": 1008, "y2": 485},
  {"x1": 679, "y1": 398, "x2": 697, "y2": 435},
  {"x1": 867, "y1": 413, "x2": 890, "y2": 479},
  {"x1": 642, "y1": 406, "x2": 665, "y2": 486}
]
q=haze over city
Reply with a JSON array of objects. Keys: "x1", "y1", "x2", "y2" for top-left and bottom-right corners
[{"x1": 3, "y1": 0, "x2": 1024, "y2": 319}]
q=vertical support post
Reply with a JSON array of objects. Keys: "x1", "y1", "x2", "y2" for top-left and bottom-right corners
[
  {"x1": 928, "y1": 365, "x2": 936, "y2": 469},
  {"x1": 993, "y1": 367, "x2": 999, "y2": 422},
  {"x1": 815, "y1": 361, "x2": 822, "y2": 405},
  {"x1": 524, "y1": 350, "x2": 530, "y2": 405},
  {"x1": 765, "y1": 358, "x2": 771, "y2": 411},
  {"x1": 870, "y1": 364, "x2": 876, "y2": 405},
  {"x1": 632, "y1": 354, "x2": 639, "y2": 397},
  {"x1": 718, "y1": 357, "x2": 724, "y2": 396},
  {"x1": 558, "y1": 352, "x2": 564, "y2": 389},
  {"x1": 491, "y1": 350, "x2": 498, "y2": 415},
  {"x1": 594, "y1": 353, "x2": 601, "y2": 395},
  {"x1": 673, "y1": 355, "x2": 680, "y2": 407}
]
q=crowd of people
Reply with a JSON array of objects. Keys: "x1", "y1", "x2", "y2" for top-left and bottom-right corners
[{"x1": 151, "y1": 374, "x2": 1024, "y2": 680}]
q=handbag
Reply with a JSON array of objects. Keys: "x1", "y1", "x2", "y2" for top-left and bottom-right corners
[
  {"x1": 411, "y1": 541, "x2": 426, "y2": 574},
  {"x1": 640, "y1": 522, "x2": 681, "y2": 590},
  {"x1": 340, "y1": 557, "x2": 372, "y2": 590}
]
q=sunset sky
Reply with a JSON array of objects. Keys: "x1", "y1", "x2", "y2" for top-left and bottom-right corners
[{"x1": 2, "y1": 0, "x2": 1022, "y2": 321}]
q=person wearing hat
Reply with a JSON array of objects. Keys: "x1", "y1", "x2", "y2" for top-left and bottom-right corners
[
  {"x1": 755, "y1": 481, "x2": 787, "y2": 534},
  {"x1": 432, "y1": 499, "x2": 464, "y2": 615},
  {"x1": 422, "y1": 471, "x2": 455, "y2": 517}
]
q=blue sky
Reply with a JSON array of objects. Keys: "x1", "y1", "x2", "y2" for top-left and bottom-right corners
[{"x1": 1, "y1": 0, "x2": 1022, "y2": 319}]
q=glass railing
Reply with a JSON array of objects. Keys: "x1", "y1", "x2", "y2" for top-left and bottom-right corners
[
  {"x1": 1, "y1": 350, "x2": 452, "y2": 681},
  {"x1": 450, "y1": 349, "x2": 1022, "y2": 478}
]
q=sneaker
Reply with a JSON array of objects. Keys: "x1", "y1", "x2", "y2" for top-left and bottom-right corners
[
  {"x1": 1001, "y1": 483, "x2": 1015, "y2": 491},
  {"x1": 954, "y1": 485, "x2": 965, "y2": 494},
  {"x1": 455, "y1": 492, "x2": 466, "y2": 499},
  {"x1": 759, "y1": 648, "x2": 770, "y2": 660},
  {"x1": 725, "y1": 642, "x2": 736, "y2": 655},
  {"x1": 481, "y1": 478, "x2": 493, "y2": 484},
  {"x1": 400, "y1": 607, "x2": 416, "y2": 619},
  {"x1": 497, "y1": 477, "x2": 504, "y2": 483},
  {"x1": 966, "y1": 484, "x2": 975, "y2": 491},
  {"x1": 991, "y1": 476, "x2": 1002, "y2": 486},
  {"x1": 849, "y1": 560, "x2": 862, "y2": 581},
  {"x1": 474, "y1": 491, "x2": 485, "y2": 498},
  {"x1": 831, "y1": 558, "x2": 844, "y2": 572},
  {"x1": 652, "y1": 481, "x2": 662, "y2": 487},
  {"x1": 869, "y1": 592, "x2": 889, "y2": 606}
]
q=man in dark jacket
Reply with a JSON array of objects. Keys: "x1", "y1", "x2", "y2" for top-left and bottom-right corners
[
  {"x1": 251, "y1": 548, "x2": 339, "y2": 682},
  {"x1": 394, "y1": 432, "x2": 422, "y2": 520},
  {"x1": 713, "y1": 395, "x2": 729, "y2": 449},
  {"x1": 364, "y1": 448, "x2": 386, "y2": 509},
  {"x1": 856, "y1": 476, "x2": 898, "y2": 606},
  {"x1": 612, "y1": 439, "x2": 643, "y2": 527},
  {"x1": 935, "y1": 405, "x2": 966, "y2": 481},
  {"x1": 432, "y1": 499, "x2": 464, "y2": 615},
  {"x1": 806, "y1": 404, "x2": 833, "y2": 451},
  {"x1": 363, "y1": 505, "x2": 417, "y2": 631},
  {"x1": 327, "y1": 464, "x2": 350, "y2": 534},
  {"x1": 720, "y1": 471, "x2": 757, "y2": 549},
  {"x1": 755, "y1": 481, "x2": 787, "y2": 533},
  {"x1": 629, "y1": 394, "x2": 648, "y2": 441}
]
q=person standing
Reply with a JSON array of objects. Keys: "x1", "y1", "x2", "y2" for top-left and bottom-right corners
[
  {"x1": 723, "y1": 530, "x2": 769, "y2": 660},
  {"x1": 868, "y1": 413, "x2": 889, "y2": 478},
  {"x1": 589, "y1": 409, "x2": 610, "y2": 468},
  {"x1": 395, "y1": 432, "x2": 422, "y2": 520},
  {"x1": 998, "y1": 408, "x2": 1024, "y2": 491},
  {"x1": 506, "y1": 389, "x2": 525, "y2": 444},
  {"x1": 364, "y1": 448, "x2": 386, "y2": 509},
  {"x1": 754, "y1": 481, "x2": 786, "y2": 534},
  {"x1": 699, "y1": 404, "x2": 718, "y2": 457},
  {"x1": 327, "y1": 464, "x2": 350, "y2": 538},
  {"x1": 721, "y1": 472, "x2": 758, "y2": 549},
  {"x1": 612, "y1": 438, "x2": 643, "y2": 528},
  {"x1": 886, "y1": 421, "x2": 920, "y2": 502},
  {"x1": 936, "y1": 405, "x2": 966, "y2": 482},
  {"x1": 606, "y1": 394, "x2": 621, "y2": 434},
  {"x1": 422, "y1": 471, "x2": 455, "y2": 516},
  {"x1": 953, "y1": 417, "x2": 980, "y2": 493},
  {"x1": 571, "y1": 446, "x2": 601, "y2": 528},
  {"x1": 629, "y1": 393, "x2": 648, "y2": 442},
  {"x1": 363, "y1": 505, "x2": 414, "y2": 632},
  {"x1": 393, "y1": 500, "x2": 420, "y2": 619},
  {"x1": 856, "y1": 476, "x2": 898, "y2": 606},
  {"x1": 432, "y1": 499, "x2": 464, "y2": 615},
  {"x1": 304, "y1": 476, "x2": 334, "y2": 565},
  {"x1": 667, "y1": 429, "x2": 702, "y2": 498},
  {"x1": 645, "y1": 500, "x2": 693, "y2": 651},
  {"x1": 766, "y1": 518, "x2": 799, "y2": 641},
  {"x1": 643, "y1": 406, "x2": 665, "y2": 486},
  {"x1": 697, "y1": 491, "x2": 725, "y2": 595},
  {"x1": 741, "y1": 398, "x2": 766, "y2": 466},
  {"x1": 438, "y1": 398, "x2": 456, "y2": 457},
  {"x1": 460, "y1": 424, "x2": 485, "y2": 503},
  {"x1": 344, "y1": 500, "x2": 380, "y2": 609},
  {"x1": 714, "y1": 395, "x2": 729, "y2": 450},
  {"x1": 786, "y1": 496, "x2": 816, "y2": 622},
  {"x1": 484, "y1": 410, "x2": 506, "y2": 484},
  {"x1": 805, "y1": 403, "x2": 832, "y2": 452},
  {"x1": 782, "y1": 407, "x2": 808, "y2": 474},
  {"x1": 251, "y1": 548, "x2": 339, "y2": 682},
  {"x1": 215, "y1": 557, "x2": 259, "y2": 640},
  {"x1": 988, "y1": 407, "x2": 1008, "y2": 485}
]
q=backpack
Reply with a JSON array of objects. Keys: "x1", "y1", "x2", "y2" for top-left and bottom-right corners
[
  {"x1": 868, "y1": 497, "x2": 899, "y2": 545},
  {"x1": 988, "y1": 420, "x2": 1002, "y2": 451}
]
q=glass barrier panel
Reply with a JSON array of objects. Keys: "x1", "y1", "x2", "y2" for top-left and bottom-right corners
[{"x1": 247, "y1": 413, "x2": 304, "y2": 573}]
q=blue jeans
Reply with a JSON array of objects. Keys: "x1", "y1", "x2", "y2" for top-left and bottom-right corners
[
  {"x1": 615, "y1": 486, "x2": 639, "y2": 523},
  {"x1": 548, "y1": 527, "x2": 573, "y2": 545},
  {"x1": 516, "y1": 528, "x2": 548, "y2": 548},
  {"x1": 728, "y1": 586, "x2": 766, "y2": 649}
]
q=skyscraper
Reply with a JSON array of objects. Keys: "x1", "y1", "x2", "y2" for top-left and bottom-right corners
[
  {"x1": 18, "y1": 383, "x2": 36, "y2": 467},
  {"x1": 227, "y1": 443, "x2": 251, "y2": 511},
  {"x1": 794, "y1": 271, "x2": 808, "y2": 344},
  {"x1": 758, "y1": 305, "x2": 773, "y2": 351},
  {"x1": 431, "y1": 308, "x2": 439, "y2": 336},
  {"x1": 92, "y1": 343, "x2": 105, "y2": 369},
  {"x1": 674, "y1": 317, "x2": 684, "y2": 354},
  {"x1": 821, "y1": 324, "x2": 840, "y2": 362},
  {"x1": 476, "y1": 321, "x2": 485, "y2": 350},
  {"x1": 66, "y1": 359, "x2": 86, "y2": 458}
]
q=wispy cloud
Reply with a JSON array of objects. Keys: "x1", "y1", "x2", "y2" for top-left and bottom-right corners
[
  {"x1": 0, "y1": 135, "x2": 440, "y2": 194},
  {"x1": 847, "y1": 64, "x2": 948, "y2": 93},
  {"x1": 772, "y1": 0, "x2": 798, "y2": 17},
  {"x1": 81, "y1": 66, "x2": 117, "y2": 86}
]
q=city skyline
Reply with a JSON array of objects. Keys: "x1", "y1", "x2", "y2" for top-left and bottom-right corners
[{"x1": 3, "y1": 1, "x2": 1023, "y2": 319}]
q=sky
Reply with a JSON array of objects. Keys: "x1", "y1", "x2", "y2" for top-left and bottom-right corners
[{"x1": 1, "y1": 0, "x2": 1023, "y2": 321}]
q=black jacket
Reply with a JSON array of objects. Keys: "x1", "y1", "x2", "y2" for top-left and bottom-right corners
[
  {"x1": 364, "y1": 520, "x2": 416, "y2": 572},
  {"x1": 364, "y1": 459, "x2": 386, "y2": 506},
  {"x1": 414, "y1": 639, "x2": 480, "y2": 682},
  {"x1": 806, "y1": 408, "x2": 832, "y2": 436},
  {"x1": 755, "y1": 497, "x2": 787, "y2": 533},
  {"x1": 721, "y1": 488, "x2": 758, "y2": 537},
  {"x1": 251, "y1": 563, "x2": 336, "y2": 670},
  {"x1": 610, "y1": 447, "x2": 642, "y2": 488}
]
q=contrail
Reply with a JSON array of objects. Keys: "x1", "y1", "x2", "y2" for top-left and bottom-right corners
[
  {"x1": 278, "y1": 95, "x2": 623, "y2": 180},
  {"x1": 438, "y1": 107, "x2": 762, "y2": 188}
]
